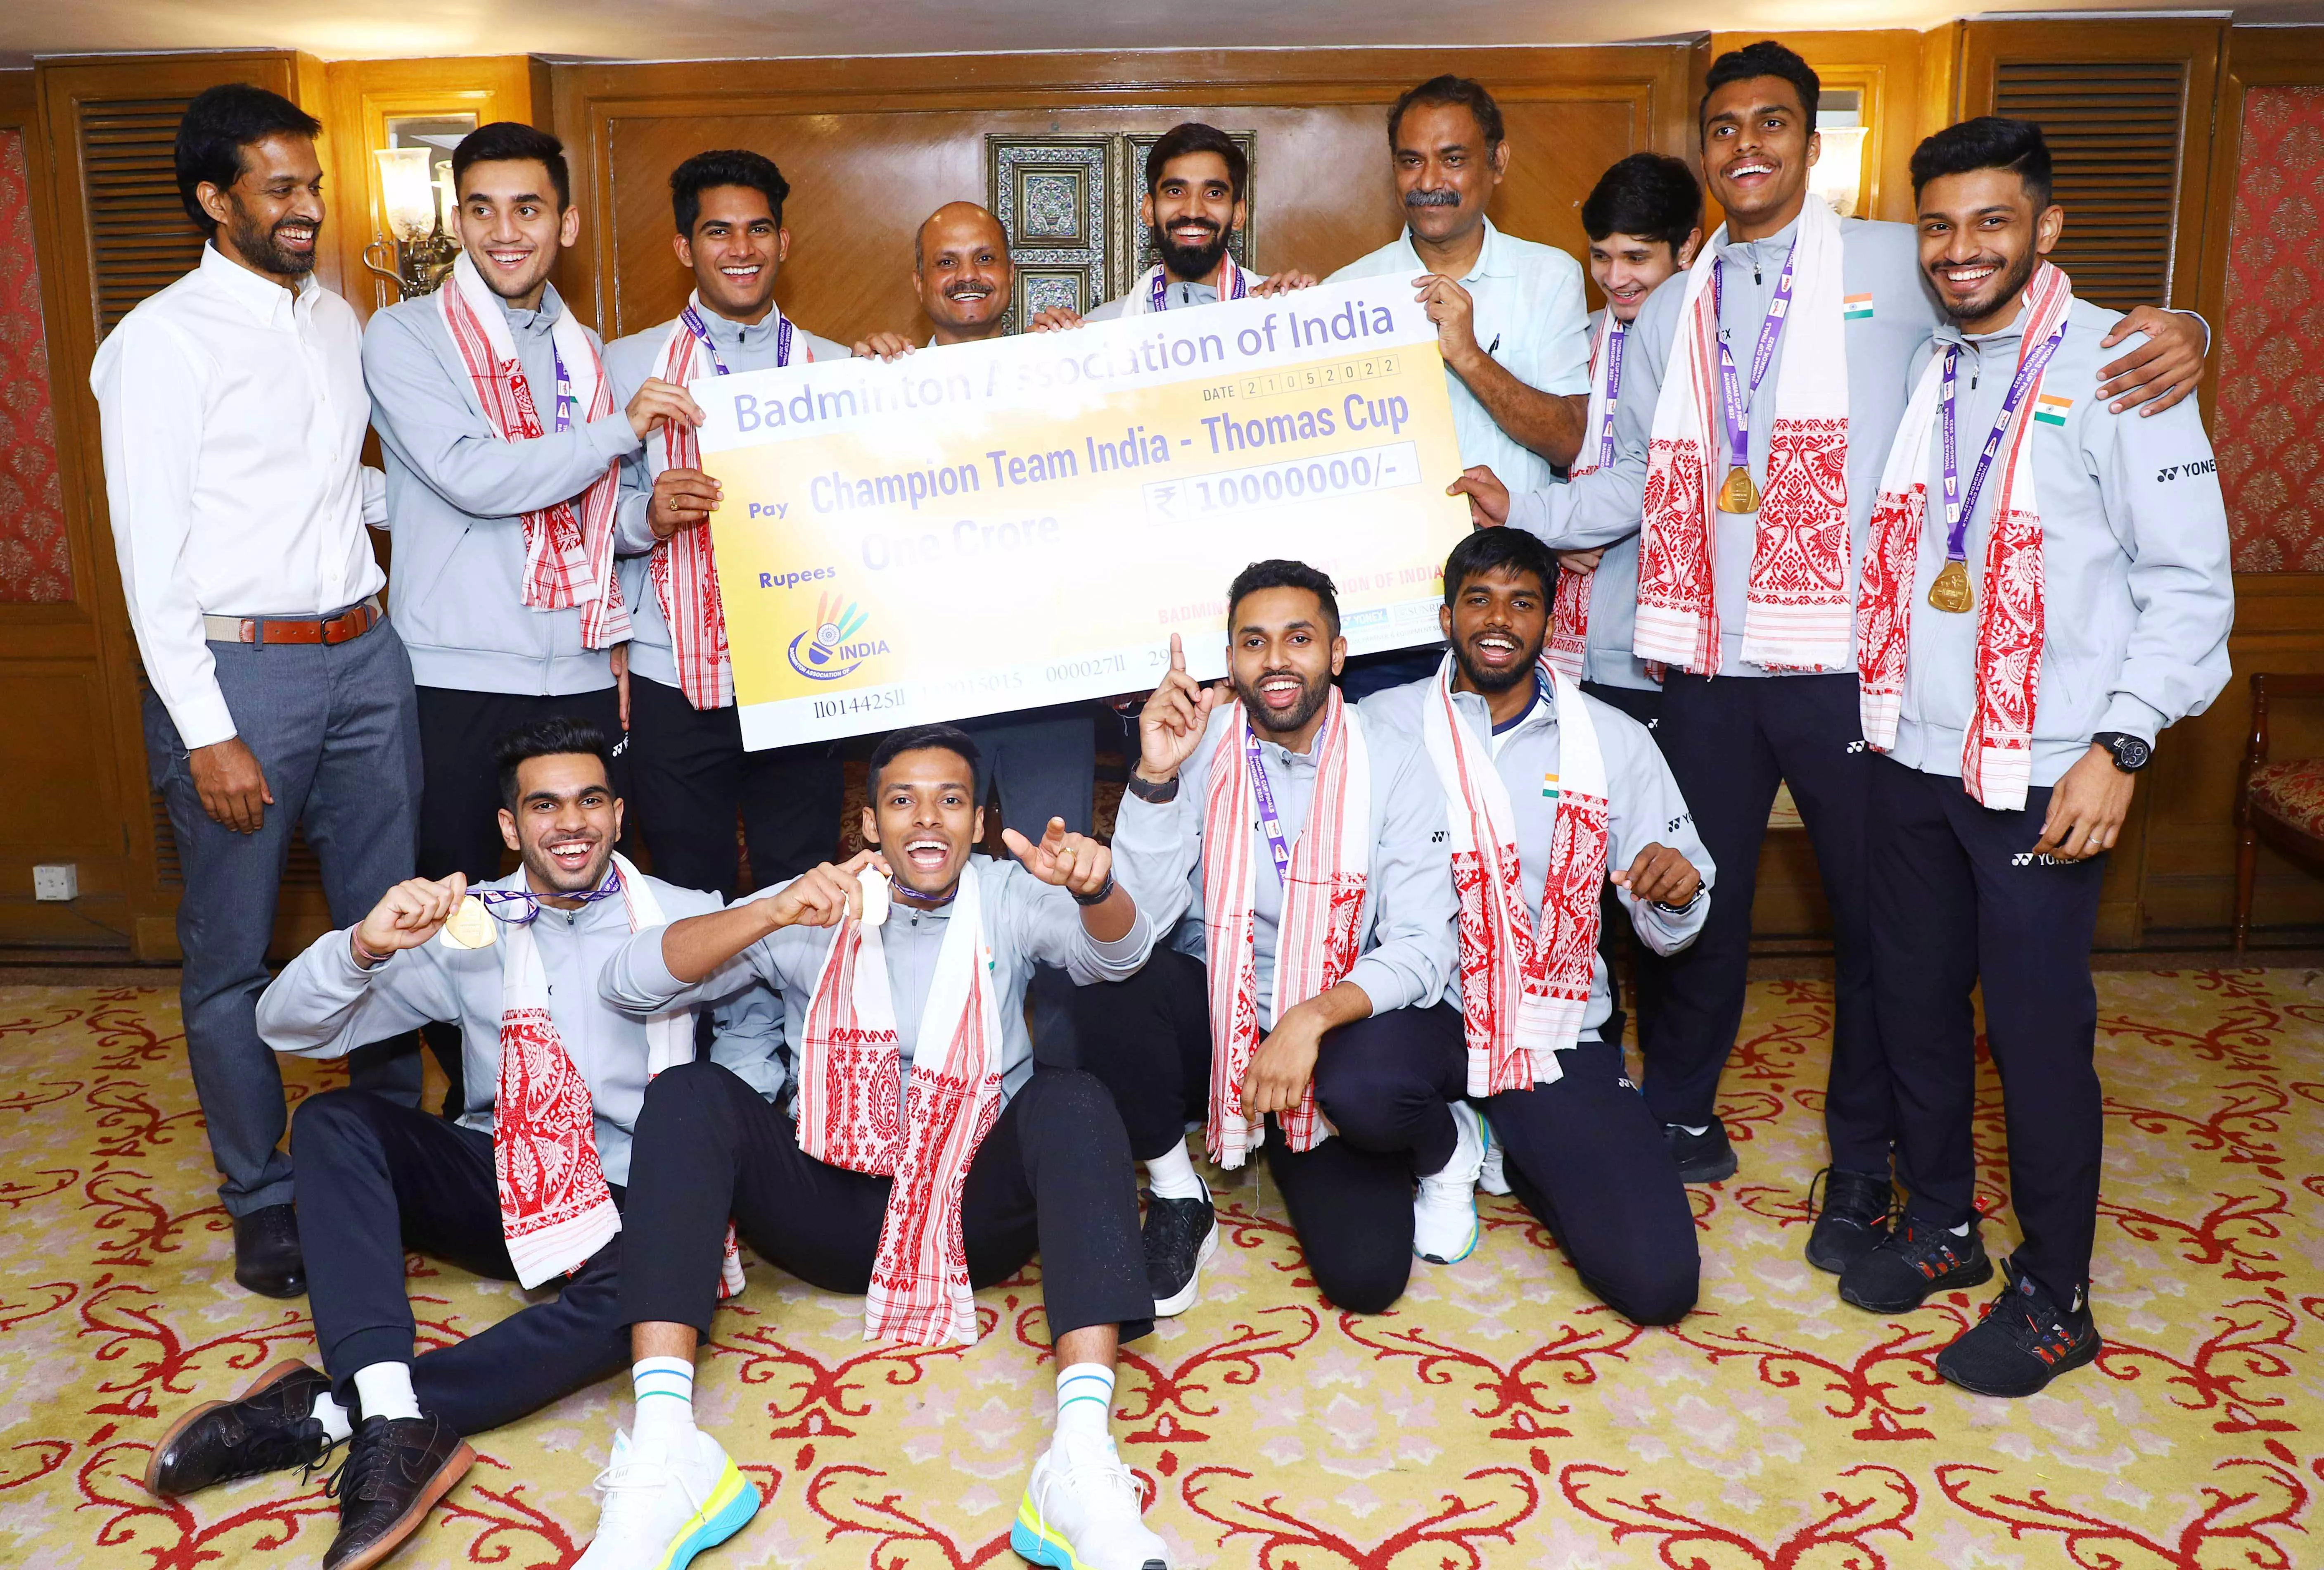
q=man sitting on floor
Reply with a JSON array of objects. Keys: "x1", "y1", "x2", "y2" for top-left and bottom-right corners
[
  {"x1": 1363, "y1": 527, "x2": 1711, "y2": 1325},
  {"x1": 139, "y1": 717, "x2": 778, "y2": 1570},
  {"x1": 1067, "y1": 561, "x2": 1459, "y2": 1318},
  {"x1": 593, "y1": 724, "x2": 1169, "y2": 1570}
]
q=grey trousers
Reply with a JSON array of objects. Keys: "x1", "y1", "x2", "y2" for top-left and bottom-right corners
[
  {"x1": 959, "y1": 705, "x2": 1097, "y2": 838},
  {"x1": 141, "y1": 616, "x2": 423, "y2": 1216}
]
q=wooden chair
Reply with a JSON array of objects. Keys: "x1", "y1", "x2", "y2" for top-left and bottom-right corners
[{"x1": 2234, "y1": 672, "x2": 2324, "y2": 951}]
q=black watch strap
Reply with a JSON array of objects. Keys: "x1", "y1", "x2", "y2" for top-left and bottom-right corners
[
  {"x1": 1125, "y1": 771, "x2": 1180, "y2": 803},
  {"x1": 1072, "y1": 870, "x2": 1118, "y2": 907},
  {"x1": 2092, "y1": 731, "x2": 2151, "y2": 772}
]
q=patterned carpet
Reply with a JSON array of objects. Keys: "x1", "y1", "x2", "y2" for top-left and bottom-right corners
[{"x1": 2, "y1": 967, "x2": 2320, "y2": 1569}]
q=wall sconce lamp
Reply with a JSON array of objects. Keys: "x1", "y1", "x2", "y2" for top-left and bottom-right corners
[
  {"x1": 363, "y1": 146, "x2": 458, "y2": 299},
  {"x1": 1811, "y1": 124, "x2": 1871, "y2": 218}
]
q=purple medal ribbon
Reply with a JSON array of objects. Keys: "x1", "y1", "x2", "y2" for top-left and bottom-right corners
[
  {"x1": 1151, "y1": 256, "x2": 1245, "y2": 313},
  {"x1": 1595, "y1": 318, "x2": 1629, "y2": 470},
  {"x1": 1937, "y1": 315, "x2": 2070, "y2": 563},
  {"x1": 1243, "y1": 726, "x2": 1294, "y2": 886},
  {"x1": 475, "y1": 864, "x2": 625, "y2": 927},
  {"x1": 680, "y1": 305, "x2": 794, "y2": 375},
  {"x1": 551, "y1": 342, "x2": 575, "y2": 433},
  {"x1": 1710, "y1": 242, "x2": 1798, "y2": 471}
]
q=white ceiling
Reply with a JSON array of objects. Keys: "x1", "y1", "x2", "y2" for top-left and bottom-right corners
[{"x1": 7, "y1": 0, "x2": 2320, "y2": 65}]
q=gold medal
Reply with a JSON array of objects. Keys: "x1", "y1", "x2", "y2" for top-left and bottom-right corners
[
  {"x1": 1715, "y1": 465, "x2": 1761, "y2": 514},
  {"x1": 1928, "y1": 557, "x2": 1975, "y2": 614},
  {"x1": 438, "y1": 895, "x2": 497, "y2": 950}
]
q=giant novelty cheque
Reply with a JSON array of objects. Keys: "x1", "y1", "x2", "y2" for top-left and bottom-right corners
[{"x1": 695, "y1": 277, "x2": 1475, "y2": 748}]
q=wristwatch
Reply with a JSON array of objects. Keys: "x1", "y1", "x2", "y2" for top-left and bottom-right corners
[
  {"x1": 2091, "y1": 732, "x2": 2152, "y2": 773},
  {"x1": 1072, "y1": 870, "x2": 1118, "y2": 907},
  {"x1": 1124, "y1": 771, "x2": 1180, "y2": 803}
]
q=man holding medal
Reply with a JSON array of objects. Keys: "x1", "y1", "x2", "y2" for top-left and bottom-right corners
[
  {"x1": 1084, "y1": 121, "x2": 1315, "y2": 321},
  {"x1": 1448, "y1": 45, "x2": 2211, "y2": 1277},
  {"x1": 1846, "y1": 118, "x2": 2230, "y2": 1394},
  {"x1": 595, "y1": 724, "x2": 1166, "y2": 1570},
  {"x1": 138, "y1": 717, "x2": 782, "y2": 1570},
  {"x1": 603, "y1": 150, "x2": 851, "y2": 898}
]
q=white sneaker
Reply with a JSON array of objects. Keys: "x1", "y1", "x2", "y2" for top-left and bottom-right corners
[
  {"x1": 1413, "y1": 1102, "x2": 1486, "y2": 1264},
  {"x1": 1012, "y1": 1433, "x2": 1170, "y2": 1570},
  {"x1": 576, "y1": 1426, "x2": 759, "y2": 1570},
  {"x1": 1477, "y1": 1124, "x2": 1511, "y2": 1196}
]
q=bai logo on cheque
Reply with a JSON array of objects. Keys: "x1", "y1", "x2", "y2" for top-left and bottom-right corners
[{"x1": 788, "y1": 592, "x2": 891, "y2": 680}]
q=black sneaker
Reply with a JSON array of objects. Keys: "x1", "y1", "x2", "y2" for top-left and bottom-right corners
[
  {"x1": 321, "y1": 1413, "x2": 475, "y2": 1570},
  {"x1": 1805, "y1": 1167, "x2": 1896, "y2": 1275},
  {"x1": 1144, "y1": 1192, "x2": 1217, "y2": 1318},
  {"x1": 1838, "y1": 1216, "x2": 1992, "y2": 1312},
  {"x1": 1662, "y1": 1119, "x2": 1738, "y2": 1184},
  {"x1": 1936, "y1": 1260, "x2": 2101, "y2": 1398},
  {"x1": 144, "y1": 1359, "x2": 337, "y2": 1498}
]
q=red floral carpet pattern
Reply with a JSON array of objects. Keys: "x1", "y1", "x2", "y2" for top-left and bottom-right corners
[
  {"x1": 0, "y1": 126, "x2": 74, "y2": 605},
  {"x1": 1, "y1": 970, "x2": 2320, "y2": 1568},
  {"x1": 2215, "y1": 85, "x2": 2324, "y2": 573}
]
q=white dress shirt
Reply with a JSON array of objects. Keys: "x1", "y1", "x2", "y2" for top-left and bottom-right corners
[
  {"x1": 90, "y1": 244, "x2": 387, "y2": 749},
  {"x1": 1330, "y1": 217, "x2": 1592, "y2": 494}
]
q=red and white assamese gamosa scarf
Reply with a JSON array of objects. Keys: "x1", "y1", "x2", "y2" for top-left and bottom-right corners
[
  {"x1": 1420, "y1": 655, "x2": 1609, "y2": 1093},
  {"x1": 793, "y1": 860, "x2": 1004, "y2": 1346},
  {"x1": 1546, "y1": 312, "x2": 1626, "y2": 682},
  {"x1": 1634, "y1": 194, "x2": 1851, "y2": 676},
  {"x1": 494, "y1": 855, "x2": 740, "y2": 1296},
  {"x1": 645, "y1": 297, "x2": 816, "y2": 709},
  {"x1": 1857, "y1": 262, "x2": 2075, "y2": 812},
  {"x1": 439, "y1": 252, "x2": 629, "y2": 648},
  {"x1": 1200, "y1": 689, "x2": 1369, "y2": 1167}
]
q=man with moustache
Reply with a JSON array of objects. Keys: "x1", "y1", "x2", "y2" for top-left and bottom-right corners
[
  {"x1": 849, "y1": 200, "x2": 1099, "y2": 841},
  {"x1": 138, "y1": 718, "x2": 782, "y2": 1570},
  {"x1": 1451, "y1": 45, "x2": 2210, "y2": 1273},
  {"x1": 1085, "y1": 121, "x2": 1314, "y2": 320},
  {"x1": 1067, "y1": 563, "x2": 1460, "y2": 1317},
  {"x1": 602, "y1": 150, "x2": 849, "y2": 898},
  {"x1": 364, "y1": 122, "x2": 700, "y2": 896},
  {"x1": 90, "y1": 84, "x2": 423, "y2": 1298},
  {"x1": 1845, "y1": 119, "x2": 2230, "y2": 1394},
  {"x1": 595, "y1": 727, "x2": 1166, "y2": 1570},
  {"x1": 1330, "y1": 75, "x2": 1593, "y2": 701},
  {"x1": 1362, "y1": 528, "x2": 1711, "y2": 1324}
]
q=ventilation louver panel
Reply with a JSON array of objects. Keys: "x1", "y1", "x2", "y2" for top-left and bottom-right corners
[
  {"x1": 1990, "y1": 63, "x2": 2187, "y2": 311},
  {"x1": 78, "y1": 96, "x2": 206, "y2": 337}
]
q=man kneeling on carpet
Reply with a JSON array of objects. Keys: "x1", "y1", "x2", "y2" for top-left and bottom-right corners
[
  {"x1": 1361, "y1": 527, "x2": 1711, "y2": 1325},
  {"x1": 593, "y1": 723, "x2": 1170, "y2": 1570},
  {"x1": 1065, "y1": 561, "x2": 1459, "y2": 1318},
  {"x1": 141, "y1": 716, "x2": 782, "y2": 1570}
]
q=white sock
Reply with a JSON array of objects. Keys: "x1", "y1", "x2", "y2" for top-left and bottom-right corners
[
  {"x1": 1144, "y1": 1142, "x2": 1208, "y2": 1203},
  {"x1": 351, "y1": 1362, "x2": 421, "y2": 1424},
  {"x1": 1053, "y1": 1363, "x2": 1115, "y2": 1445},
  {"x1": 631, "y1": 1356, "x2": 698, "y2": 1452},
  {"x1": 311, "y1": 1392, "x2": 352, "y2": 1443},
  {"x1": 1677, "y1": 1124, "x2": 1710, "y2": 1138},
  {"x1": 1949, "y1": 1222, "x2": 1972, "y2": 1237}
]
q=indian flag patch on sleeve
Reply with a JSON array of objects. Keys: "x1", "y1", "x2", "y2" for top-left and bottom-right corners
[
  {"x1": 1843, "y1": 292, "x2": 1875, "y2": 320},
  {"x1": 2034, "y1": 392, "x2": 2073, "y2": 427},
  {"x1": 1542, "y1": 773, "x2": 1560, "y2": 801}
]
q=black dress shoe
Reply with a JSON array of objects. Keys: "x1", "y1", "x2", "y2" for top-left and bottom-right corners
[
  {"x1": 144, "y1": 1360, "x2": 336, "y2": 1497},
  {"x1": 1805, "y1": 1166, "x2": 1895, "y2": 1274},
  {"x1": 1838, "y1": 1216, "x2": 1992, "y2": 1312},
  {"x1": 1661, "y1": 1119, "x2": 1738, "y2": 1184},
  {"x1": 232, "y1": 1204, "x2": 308, "y2": 1298},
  {"x1": 1144, "y1": 1192, "x2": 1217, "y2": 1318},
  {"x1": 323, "y1": 1414, "x2": 476, "y2": 1570},
  {"x1": 1935, "y1": 1260, "x2": 2101, "y2": 1397}
]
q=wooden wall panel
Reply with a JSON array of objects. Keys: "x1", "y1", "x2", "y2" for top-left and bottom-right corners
[{"x1": 549, "y1": 46, "x2": 1703, "y2": 347}]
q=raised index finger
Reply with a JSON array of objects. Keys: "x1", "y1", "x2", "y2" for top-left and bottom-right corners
[{"x1": 1169, "y1": 632, "x2": 1186, "y2": 674}]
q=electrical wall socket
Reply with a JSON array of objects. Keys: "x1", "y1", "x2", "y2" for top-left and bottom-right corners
[{"x1": 33, "y1": 864, "x2": 77, "y2": 902}]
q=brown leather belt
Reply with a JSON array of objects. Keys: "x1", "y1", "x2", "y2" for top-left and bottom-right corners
[{"x1": 204, "y1": 596, "x2": 383, "y2": 647}]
